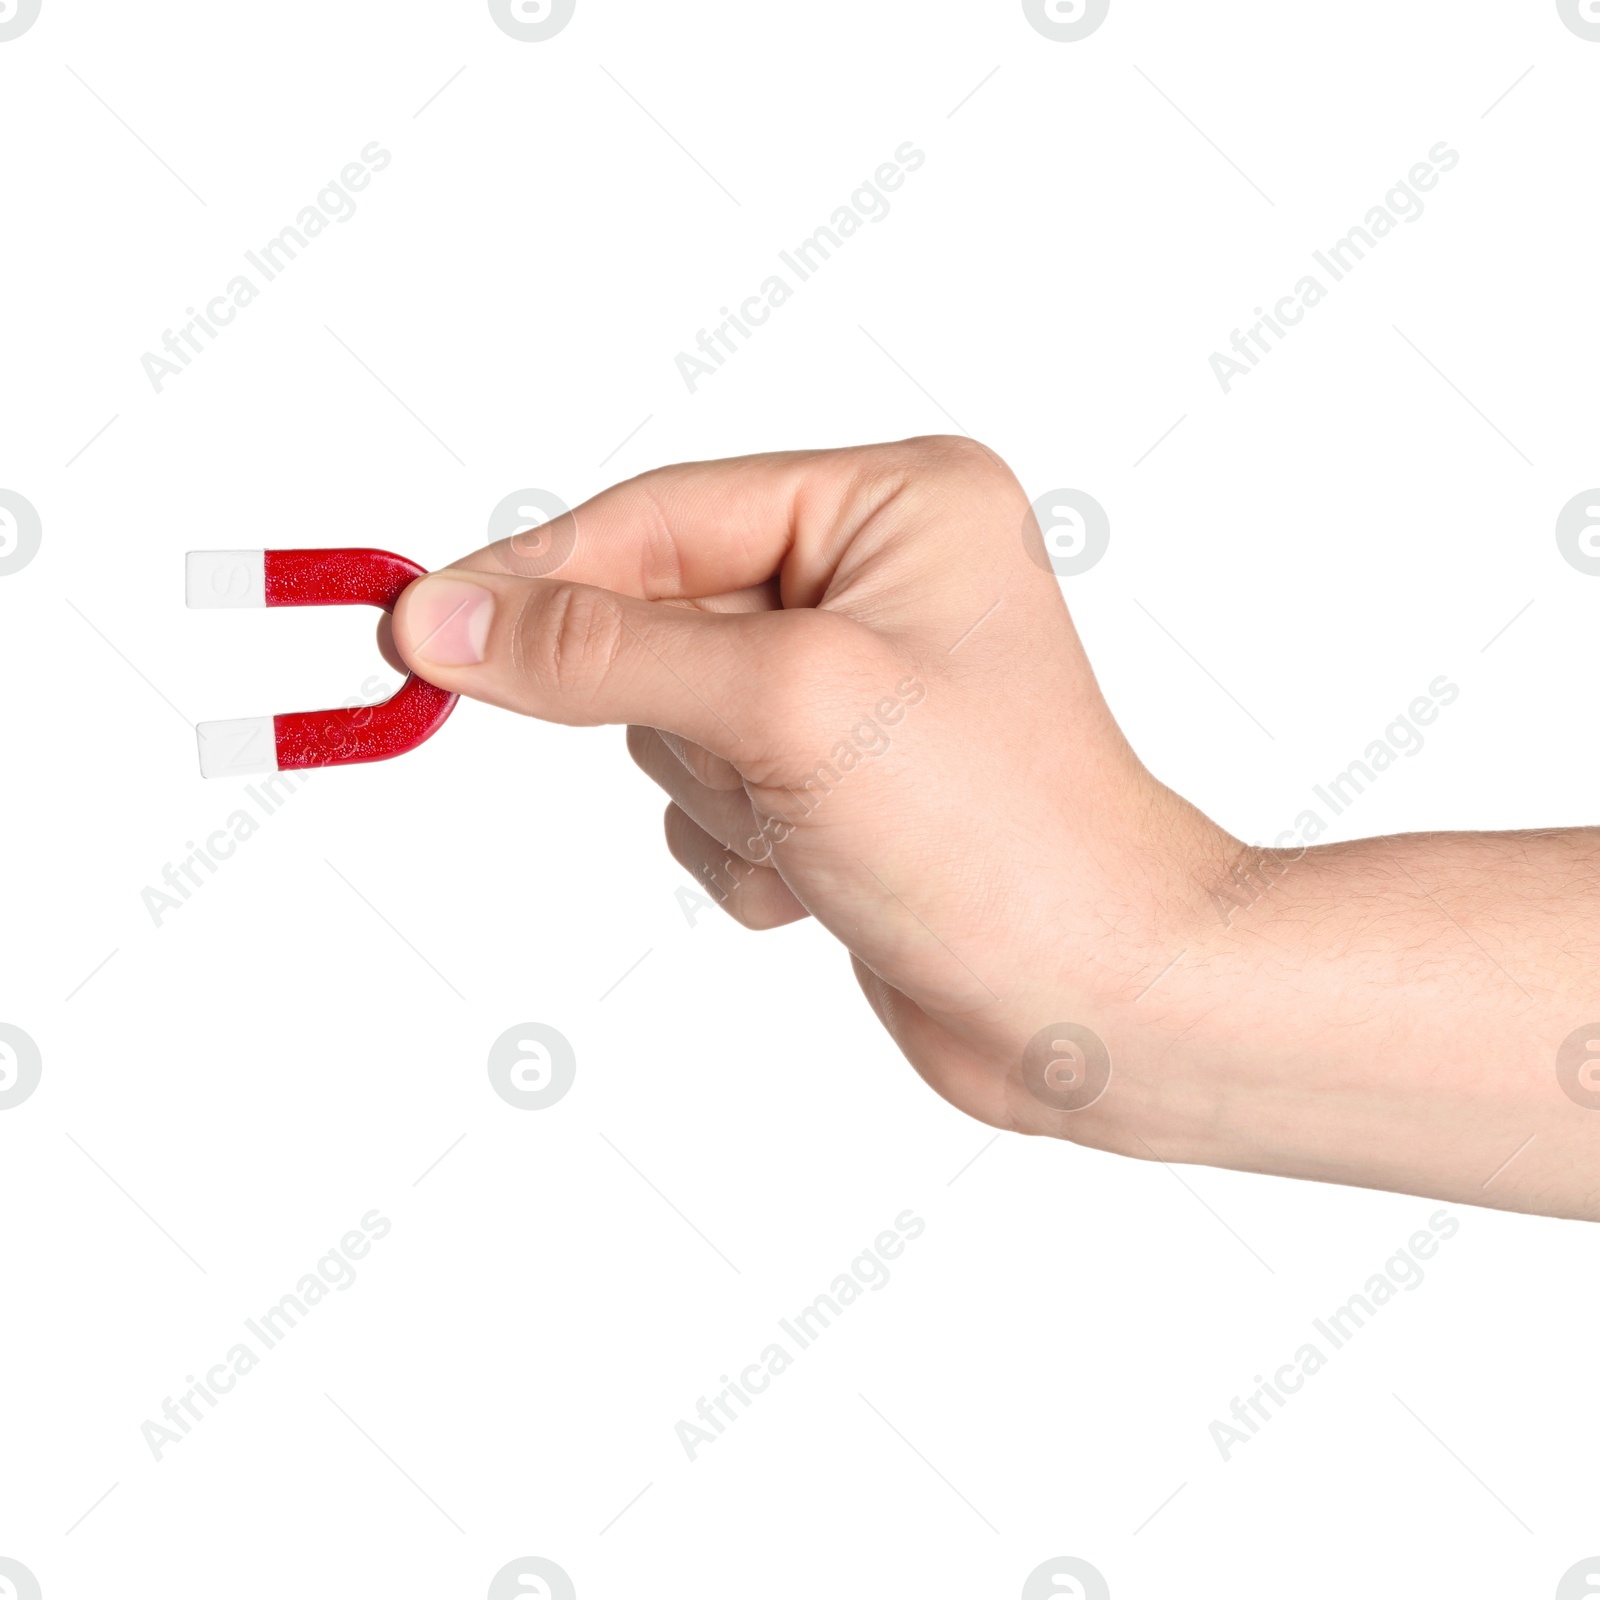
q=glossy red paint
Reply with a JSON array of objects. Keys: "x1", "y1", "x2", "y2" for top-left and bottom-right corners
[{"x1": 265, "y1": 548, "x2": 456, "y2": 770}]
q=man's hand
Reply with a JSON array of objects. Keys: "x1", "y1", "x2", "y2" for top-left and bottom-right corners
[{"x1": 390, "y1": 438, "x2": 1600, "y2": 1221}]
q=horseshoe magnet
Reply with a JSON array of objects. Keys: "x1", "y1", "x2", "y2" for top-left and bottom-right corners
[{"x1": 187, "y1": 547, "x2": 456, "y2": 778}]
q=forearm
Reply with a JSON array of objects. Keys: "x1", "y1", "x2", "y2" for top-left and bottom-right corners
[{"x1": 1113, "y1": 827, "x2": 1600, "y2": 1219}]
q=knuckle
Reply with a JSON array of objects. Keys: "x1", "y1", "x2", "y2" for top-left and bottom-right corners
[
  {"x1": 829, "y1": 436, "x2": 1007, "y2": 524},
  {"x1": 834, "y1": 437, "x2": 1025, "y2": 564},
  {"x1": 661, "y1": 801, "x2": 799, "y2": 930},
  {"x1": 521, "y1": 582, "x2": 627, "y2": 705},
  {"x1": 897, "y1": 433, "x2": 1014, "y2": 485}
]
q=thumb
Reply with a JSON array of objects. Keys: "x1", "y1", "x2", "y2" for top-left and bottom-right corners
[{"x1": 392, "y1": 567, "x2": 806, "y2": 762}]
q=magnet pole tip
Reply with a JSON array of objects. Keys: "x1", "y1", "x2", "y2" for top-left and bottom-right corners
[
  {"x1": 196, "y1": 716, "x2": 278, "y2": 780},
  {"x1": 186, "y1": 550, "x2": 265, "y2": 609}
]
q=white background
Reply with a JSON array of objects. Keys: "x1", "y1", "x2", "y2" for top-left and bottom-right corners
[{"x1": 2, "y1": 2, "x2": 1598, "y2": 1596}]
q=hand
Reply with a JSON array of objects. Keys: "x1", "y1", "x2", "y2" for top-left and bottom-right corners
[
  {"x1": 391, "y1": 437, "x2": 1600, "y2": 1221},
  {"x1": 389, "y1": 438, "x2": 1223, "y2": 1140}
]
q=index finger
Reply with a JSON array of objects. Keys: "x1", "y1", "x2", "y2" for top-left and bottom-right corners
[
  {"x1": 449, "y1": 447, "x2": 852, "y2": 601},
  {"x1": 443, "y1": 436, "x2": 1024, "y2": 610}
]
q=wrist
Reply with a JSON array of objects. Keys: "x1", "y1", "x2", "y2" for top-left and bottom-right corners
[{"x1": 998, "y1": 776, "x2": 1244, "y2": 1149}]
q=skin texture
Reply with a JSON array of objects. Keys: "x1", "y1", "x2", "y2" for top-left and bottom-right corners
[{"x1": 387, "y1": 437, "x2": 1600, "y2": 1222}]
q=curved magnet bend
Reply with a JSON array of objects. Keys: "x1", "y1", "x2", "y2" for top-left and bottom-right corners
[{"x1": 187, "y1": 547, "x2": 457, "y2": 779}]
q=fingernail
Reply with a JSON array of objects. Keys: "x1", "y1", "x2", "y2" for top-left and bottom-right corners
[{"x1": 405, "y1": 575, "x2": 493, "y2": 666}]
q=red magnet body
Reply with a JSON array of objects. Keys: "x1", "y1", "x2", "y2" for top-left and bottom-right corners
[{"x1": 187, "y1": 547, "x2": 455, "y2": 779}]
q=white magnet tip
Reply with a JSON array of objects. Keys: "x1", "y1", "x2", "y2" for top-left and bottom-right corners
[
  {"x1": 187, "y1": 550, "x2": 265, "y2": 609},
  {"x1": 196, "y1": 717, "x2": 278, "y2": 780}
]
